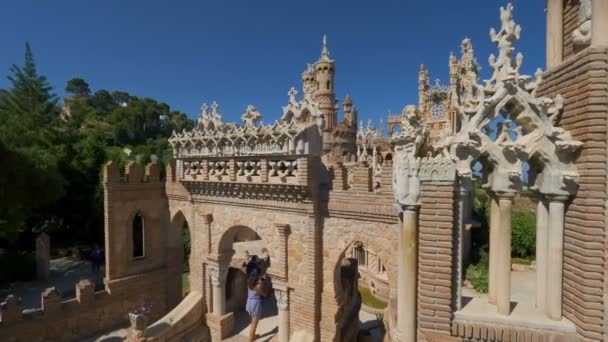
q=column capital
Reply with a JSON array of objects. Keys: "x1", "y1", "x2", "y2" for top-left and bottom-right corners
[
  {"x1": 275, "y1": 287, "x2": 289, "y2": 310},
  {"x1": 275, "y1": 223, "x2": 291, "y2": 237},
  {"x1": 208, "y1": 263, "x2": 229, "y2": 287}
]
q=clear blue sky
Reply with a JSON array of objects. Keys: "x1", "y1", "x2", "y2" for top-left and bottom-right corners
[{"x1": 0, "y1": 0, "x2": 546, "y2": 125}]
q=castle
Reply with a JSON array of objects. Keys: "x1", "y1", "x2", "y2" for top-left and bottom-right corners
[{"x1": 2, "y1": 2, "x2": 608, "y2": 342}]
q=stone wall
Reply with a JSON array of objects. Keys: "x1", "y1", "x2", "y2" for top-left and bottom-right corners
[
  {"x1": 538, "y1": 46, "x2": 608, "y2": 342},
  {"x1": 0, "y1": 273, "x2": 168, "y2": 341},
  {"x1": 417, "y1": 181, "x2": 457, "y2": 341}
]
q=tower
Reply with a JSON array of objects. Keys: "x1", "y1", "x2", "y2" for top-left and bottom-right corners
[
  {"x1": 314, "y1": 35, "x2": 338, "y2": 155},
  {"x1": 342, "y1": 95, "x2": 357, "y2": 128},
  {"x1": 302, "y1": 64, "x2": 316, "y2": 100}
]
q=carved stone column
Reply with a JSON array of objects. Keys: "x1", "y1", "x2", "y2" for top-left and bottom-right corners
[
  {"x1": 456, "y1": 179, "x2": 472, "y2": 309},
  {"x1": 546, "y1": 196, "x2": 568, "y2": 320},
  {"x1": 488, "y1": 194, "x2": 499, "y2": 305},
  {"x1": 275, "y1": 284, "x2": 290, "y2": 342},
  {"x1": 592, "y1": 0, "x2": 608, "y2": 46},
  {"x1": 397, "y1": 205, "x2": 418, "y2": 342},
  {"x1": 208, "y1": 264, "x2": 228, "y2": 315},
  {"x1": 535, "y1": 197, "x2": 549, "y2": 311},
  {"x1": 546, "y1": 0, "x2": 563, "y2": 68},
  {"x1": 496, "y1": 194, "x2": 514, "y2": 315},
  {"x1": 207, "y1": 252, "x2": 232, "y2": 315}
]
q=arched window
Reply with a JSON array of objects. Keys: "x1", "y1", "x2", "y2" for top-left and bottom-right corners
[{"x1": 133, "y1": 213, "x2": 145, "y2": 258}]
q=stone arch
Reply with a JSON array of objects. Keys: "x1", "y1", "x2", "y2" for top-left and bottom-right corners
[{"x1": 217, "y1": 225, "x2": 263, "y2": 255}]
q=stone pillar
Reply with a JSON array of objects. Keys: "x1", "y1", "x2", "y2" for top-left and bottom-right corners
[
  {"x1": 535, "y1": 197, "x2": 549, "y2": 311},
  {"x1": 496, "y1": 195, "x2": 514, "y2": 315},
  {"x1": 36, "y1": 233, "x2": 50, "y2": 280},
  {"x1": 275, "y1": 285, "x2": 290, "y2": 342},
  {"x1": 455, "y1": 180, "x2": 471, "y2": 309},
  {"x1": 397, "y1": 205, "x2": 418, "y2": 342},
  {"x1": 275, "y1": 224, "x2": 291, "y2": 281},
  {"x1": 592, "y1": 0, "x2": 608, "y2": 46},
  {"x1": 488, "y1": 195, "x2": 499, "y2": 304},
  {"x1": 546, "y1": 196, "x2": 567, "y2": 320},
  {"x1": 208, "y1": 262, "x2": 229, "y2": 315},
  {"x1": 546, "y1": 0, "x2": 564, "y2": 69}
]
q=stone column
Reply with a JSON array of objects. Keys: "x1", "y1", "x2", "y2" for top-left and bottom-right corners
[
  {"x1": 397, "y1": 205, "x2": 418, "y2": 342},
  {"x1": 275, "y1": 224, "x2": 291, "y2": 281},
  {"x1": 275, "y1": 285, "x2": 290, "y2": 342},
  {"x1": 546, "y1": 196, "x2": 567, "y2": 320},
  {"x1": 496, "y1": 195, "x2": 514, "y2": 315},
  {"x1": 592, "y1": 0, "x2": 608, "y2": 46},
  {"x1": 208, "y1": 263, "x2": 228, "y2": 315},
  {"x1": 535, "y1": 197, "x2": 549, "y2": 311},
  {"x1": 455, "y1": 180, "x2": 471, "y2": 309},
  {"x1": 488, "y1": 194, "x2": 499, "y2": 304},
  {"x1": 546, "y1": 0, "x2": 564, "y2": 69}
]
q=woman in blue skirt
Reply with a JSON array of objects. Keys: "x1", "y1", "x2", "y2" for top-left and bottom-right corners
[{"x1": 246, "y1": 269, "x2": 265, "y2": 341}]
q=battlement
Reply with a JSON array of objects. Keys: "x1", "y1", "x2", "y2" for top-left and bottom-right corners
[
  {"x1": 0, "y1": 279, "x2": 102, "y2": 325},
  {"x1": 103, "y1": 161, "x2": 163, "y2": 185}
]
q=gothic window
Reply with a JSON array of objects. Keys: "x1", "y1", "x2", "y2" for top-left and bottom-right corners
[
  {"x1": 430, "y1": 102, "x2": 445, "y2": 120},
  {"x1": 133, "y1": 213, "x2": 145, "y2": 258}
]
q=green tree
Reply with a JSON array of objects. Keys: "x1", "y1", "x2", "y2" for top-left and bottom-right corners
[{"x1": 65, "y1": 77, "x2": 91, "y2": 97}]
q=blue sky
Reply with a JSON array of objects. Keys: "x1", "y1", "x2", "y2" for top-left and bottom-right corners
[{"x1": 0, "y1": 0, "x2": 546, "y2": 125}]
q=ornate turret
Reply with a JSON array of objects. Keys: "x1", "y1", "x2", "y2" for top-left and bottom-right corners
[
  {"x1": 343, "y1": 95, "x2": 357, "y2": 128},
  {"x1": 302, "y1": 64, "x2": 317, "y2": 100},
  {"x1": 314, "y1": 35, "x2": 338, "y2": 156}
]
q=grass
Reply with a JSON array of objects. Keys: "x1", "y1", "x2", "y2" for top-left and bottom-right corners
[
  {"x1": 182, "y1": 272, "x2": 190, "y2": 297},
  {"x1": 358, "y1": 285, "x2": 388, "y2": 309},
  {"x1": 512, "y1": 257, "x2": 533, "y2": 265}
]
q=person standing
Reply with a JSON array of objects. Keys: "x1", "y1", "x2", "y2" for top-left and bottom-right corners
[{"x1": 246, "y1": 269, "x2": 266, "y2": 341}]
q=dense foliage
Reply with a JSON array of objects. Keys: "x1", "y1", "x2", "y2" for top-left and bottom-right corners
[
  {"x1": 0, "y1": 44, "x2": 193, "y2": 252},
  {"x1": 511, "y1": 210, "x2": 536, "y2": 258}
]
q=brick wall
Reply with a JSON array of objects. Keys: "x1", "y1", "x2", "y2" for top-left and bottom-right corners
[
  {"x1": 562, "y1": 0, "x2": 580, "y2": 60},
  {"x1": 538, "y1": 47, "x2": 608, "y2": 341},
  {"x1": 417, "y1": 181, "x2": 457, "y2": 341}
]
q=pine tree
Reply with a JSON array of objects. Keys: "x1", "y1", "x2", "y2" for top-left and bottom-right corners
[{"x1": 1, "y1": 43, "x2": 59, "y2": 148}]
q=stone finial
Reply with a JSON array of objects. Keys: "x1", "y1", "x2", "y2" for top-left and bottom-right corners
[
  {"x1": 103, "y1": 161, "x2": 121, "y2": 184},
  {"x1": 42, "y1": 287, "x2": 62, "y2": 313},
  {"x1": 241, "y1": 105, "x2": 262, "y2": 127},
  {"x1": 125, "y1": 161, "x2": 143, "y2": 183},
  {"x1": 318, "y1": 34, "x2": 333, "y2": 63},
  {"x1": 76, "y1": 279, "x2": 95, "y2": 304},
  {"x1": 1, "y1": 295, "x2": 23, "y2": 323}
]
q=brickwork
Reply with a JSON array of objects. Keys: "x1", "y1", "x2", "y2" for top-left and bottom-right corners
[
  {"x1": 417, "y1": 181, "x2": 457, "y2": 342},
  {"x1": 538, "y1": 47, "x2": 608, "y2": 342},
  {"x1": 562, "y1": 0, "x2": 580, "y2": 61}
]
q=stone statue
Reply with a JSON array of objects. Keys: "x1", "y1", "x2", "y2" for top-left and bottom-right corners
[{"x1": 572, "y1": 0, "x2": 592, "y2": 48}]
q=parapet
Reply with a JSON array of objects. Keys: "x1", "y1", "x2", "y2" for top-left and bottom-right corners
[{"x1": 103, "y1": 161, "x2": 164, "y2": 185}]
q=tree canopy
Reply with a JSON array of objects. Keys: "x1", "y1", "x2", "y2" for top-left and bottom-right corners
[{"x1": 0, "y1": 43, "x2": 193, "y2": 246}]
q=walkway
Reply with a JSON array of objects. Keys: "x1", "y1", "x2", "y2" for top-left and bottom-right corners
[{"x1": 0, "y1": 257, "x2": 104, "y2": 310}]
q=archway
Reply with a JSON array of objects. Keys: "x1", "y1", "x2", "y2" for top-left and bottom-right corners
[
  {"x1": 167, "y1": 211, "x2": 192, "y2": 309},
  {"x1": 216, "y1": 225, "x2": 279, "y2": 341}
]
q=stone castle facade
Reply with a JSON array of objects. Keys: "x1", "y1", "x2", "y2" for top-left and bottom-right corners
[{"x1": 2, "y1": 2, "x2": 608, "y2": 342}]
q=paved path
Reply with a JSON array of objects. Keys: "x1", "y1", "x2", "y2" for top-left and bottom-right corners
[{"x1": 0, "y1": 257, "x2": 104, "y2": 310}]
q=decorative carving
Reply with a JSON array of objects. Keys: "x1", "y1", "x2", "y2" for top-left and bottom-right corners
[
  {"x1": 281, "y1": 87, "x2": 323, "y2": 125},
  {"x1": 170, "y1": 99, "x2": 321, "y2": 158},
  {"x1": 572, "y1": 0, "x2": 592, "y2": 48},
  {"x1": 419, "y1": 155, "x2": 456, "y2": 182},
  {"x1": 392, "y1": 105, "x2": 427, "y2": 207},
  {"x1": 445, "y1": 4, "x2": 581, "y2": 196},
  {"x1": 241, "y1": 105, "x2": 262, "y2": 127},
  {"x1": 208, "y1": 265, "x2": 228, "y2": 287},
  {"x1": 275, "y1": 288, "x2": 289, "y2": 310}
]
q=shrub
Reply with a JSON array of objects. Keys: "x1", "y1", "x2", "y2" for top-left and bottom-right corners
[
  {"x1": 466, "y1": 249, "x2": 489, "y2": 293},
  {"x1": 511, "y1": 210, "x2": 535, "y2": 259},
  {"x1": 0, "y1": 250, "x2": 36, "y2": 286}
]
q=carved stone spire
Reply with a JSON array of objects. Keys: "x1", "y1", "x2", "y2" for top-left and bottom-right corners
[{"x1": 319, "y1": 34, "x2": 333, "y2": 63}]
